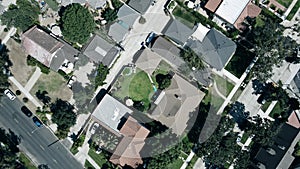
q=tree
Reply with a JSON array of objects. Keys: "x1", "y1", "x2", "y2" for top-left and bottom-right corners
[
  {"x1": 228, "y1": 102, "x2": 249, "y2": 130},
  {"x1": 90, "y1": 63, "x2": 109, "y2": 89},
  {"x1": 60, "y1": 3, "x2": 95, "y2": 44},
  {"x1": 35, "y1": 90, "x2": 51, "y2": 105},
  {"x1": 180, "y1": 47, "x2": 205, "y2": 70},
  {"x1": 0, "y1": 0, "x2": 40, "y2": 32},
  {"x1": 155, "y1": 73, "x2": 172, "y2": 90},
  {"x1": 0, "y1": 128, "x2": 21, "y2": 168},
  {"x1": 101, "y1": 8, "x2": 117, "y2": 23},
  {"x1": 50, "y1": 99, "x2": 77, "y2": 138},
  {"x1": 38, "y1": 164, "x2": 50, "y2": 169},
  {"x1": 0, "y1": 45, "x2": 12, "y2": 90}
]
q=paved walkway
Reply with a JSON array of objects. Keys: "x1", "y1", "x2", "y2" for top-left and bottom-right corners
[
  {"x1": 9, "y1": 77, "x2": 43, "y2": 108},
  {"x1": 24, "y1": 67, "x2": 42, "y2": 91},
  {"x1": 180, "y1": 150, "x2": 195, "y2": 169},
  {"x1": 86, "y1": 156, "x2": 101, "y2": 169},
  {"x1": 283, "y1": 0, "x2": 299, "y2": 18}
]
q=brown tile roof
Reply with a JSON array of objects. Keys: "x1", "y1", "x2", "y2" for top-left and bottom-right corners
[
  {"x1": 205, "y1": 0, "x2": 222, "y2": 12},
  {"x1": 234, "y1": 2, "x2": 261, "y2": 30},
  {"x1": 21, "y1": 26, "x2": 64, "y2": 67},
  {"x1": 110, "y1": 116, "x2": 150, "y2": 168},
  {"x1": 287, "y1": 111, "x2": 300, "y2": 128}
]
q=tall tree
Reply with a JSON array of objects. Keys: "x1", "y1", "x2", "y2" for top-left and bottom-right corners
[
  {"x1": 0, "y1": 45, "x2": 12, "y2": 90},
  {"x1": 60, "y1": 3, "x2": 95, "y2": 44}
]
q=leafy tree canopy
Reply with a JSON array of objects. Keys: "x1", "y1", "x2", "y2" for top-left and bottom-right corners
[
  {"x1": 0, "y1": 45, "x2": 12, "y2": 90},
  {"x1": 155, "y1": 73, "x2": 172, "y2": 90},
  {"x1": 60, "y1": 3, "x2": 95, "y2": 44},
  {"x1": 0, "y1": 0, "x2": 40, "y2": 32}
]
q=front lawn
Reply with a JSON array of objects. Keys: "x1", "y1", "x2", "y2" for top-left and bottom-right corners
[
  {"x1": 213, "y1": 74, "x2": 234, "y2": 97},
  {"x1": 167, "y1": 158, "x2": 184, "y2": 169},
  {"x1": 276, "y1": 0, "x2": 293, "y2": 8},
  {"x1": 85, "y1": 160, "x2": 95, "y2": 169},
  {"x1": 225, "y1": 44, "x2": 255, "y2": 78},
  {"x1": 88, "y1": 149, "x2": 107, "y2": 168},
  {"x1": 269, "y1": 102, "x2": 284, "y2": 118},
  {"x1": 19, "y1": 153, "x2": 36, "y2": 169},
  {"x1": 261, "y1": 101, "x2": 272, "y2": 112},
  {"x1": 203, "y1": 87, "x2": 225, "y2": 110}
]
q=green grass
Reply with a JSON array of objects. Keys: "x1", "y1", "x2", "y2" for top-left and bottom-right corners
[
  {"x1": 231, "y1": 88, "x2": 243, "y2": 102},
  {"x1": 269, "y1": 102, "x2": 284, "y2": 118},
  {"x1": 44, "y1": 0, "x2": 59, "y2": 11},
  {"x1": 167, "y1": 158, "x2": 184, "y2": 169},
  {"x1": 19, "y1": 153, "x2": 37, "y2": 169},
  {"x1": 241, "y1": 132, "x2": 250, "y2": 144},
  {"x1": 187, "y1": 155, "x2": 198, "y2": 169},
  {"x1": 85, "y1": 160, "x2": 96, "y2": 169},
  {"x1": 88, "y1": 149, "x2": 107, "y2": 168},
  {"x1": 276, "y1": 0, "x2": 293, "y2": 8},
  {"x1": 203, "y1": 88, "x2": 225, "y2": 110},
  {"x1": 286, "y1": 0, "x2": 300, "y2": 20},
  {"x1": 172, "y1": 6, "x2": 196, "y2": 28},
  {"x1": 261, "y1": 101, "x2": 272, "y2": 112},
  {"x1": 213, "y1": 74, "x2": 234, "y2": 97}
]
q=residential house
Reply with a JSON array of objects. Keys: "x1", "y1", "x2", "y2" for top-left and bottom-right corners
[
  {"x1": 92, "y1": 94, "x2": 133, "y2": 135},
  {"x1": 150, "y1": 36, "x2": 213, "y2": 86},
  {"x1": 253, "y1": 122, "x2": 300, "y2": 169},
  {"x1": 127, "y1": 0, "x2": 152, "y2": 14},
  {"x1": 185, "y1": 25, "x2": 236, "y2": 71},
  {"x1": 110, "y1": 116, "x2": 150, "y2": 168},
  {"x1": 108, "y1": 4, "x2": 140, "y2": 43},
  {"x1": 161, "y1": 19, "x2": 195, "y2": 46},
  {"x1": 83, "y1": 35, "x2": 120, "y2": 67},
  {"x1": 205, "y1": 0, "x2": 261, "y2": 31},
  {"x1": 21, "y1": 26, "x2": 79, "y2": 73},
  {"x1": 133, "y1": 48, "x2": 205, "y2": 135}
]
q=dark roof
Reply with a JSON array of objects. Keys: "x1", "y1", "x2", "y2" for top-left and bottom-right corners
[
  {"x1": 83, "y1": 35, "x2": 119, "y2": 66},
  {"x1": 254, "y1": 123, "x2": 300, "y2": 169},
  {"x1": 162, "y1": 19, "x2": 194, "y2": 46},
  {"x1": 185, "y1": 28, "x2": 236, "y2": 70},
  {"x1": 128, "y1": 0, "x2": 152, "y2": 14}
]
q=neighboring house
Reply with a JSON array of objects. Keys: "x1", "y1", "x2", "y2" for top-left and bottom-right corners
[
  {"x1": 92, "y1": 94, "x2": 133, "y2": 135},
  {"x1": 108, "y1": 4, "x2": 140, "y2": 43},
  {"x1": 59, "y1": 0, "x2": 107, "y2": 9},
  {"x1": 161, "y1": 19, "x2": 195, "y2": 46},
  {"x1": 206, "y1": 0, "x2": 261, "y2": 31},
  {"x1": 253, "y1": 123, "x2": 300, "y2": 169},
  {"x1": 21, "y1": 25, "x2": 79, "y2": 73},
  {"x1": 110, "y1": 116, "x2": 150, "y2": 168},
  {"x1": 83, "y1": 35, "x2": 120, "y2": 67},
  {"x1": 150, "y1": 36, "x2": 212, "y2": 86},
  {"x1": 133, "y1": 48, "x2": 205, "y2": 135},
  {"x1": 185, "y1": 26, "x2": 236, "y2": 71},
  {"x1": 127, "y1": 0, "x2": 152, "y2": 14}
]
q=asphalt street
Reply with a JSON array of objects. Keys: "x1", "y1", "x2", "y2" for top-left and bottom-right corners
[{"x1": 0, "y1": 96, "x2": 83, "y2": 169}]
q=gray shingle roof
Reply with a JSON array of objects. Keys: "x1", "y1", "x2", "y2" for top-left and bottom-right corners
[
  {"x1": 162, "y1": 19, "x2": 194, "y2": 46},
  {"x1": 60, "y1": 0, "x2": 86, "y2": 6},
  {"x1": 109, "y1": 4, "x2": 140, "y2": 43},
  {"x1": 87, "y1": 0, "x2": 106, "y2": 9},
  {"x1": 127, "y1": 0, "x2": 152, "y2": 14},
  {"x1": 83, "y1": 35, "x2": 119, "y2": 66},
  {"x1": 185, "y1": 28, "x2": 236, "y2": 70}
]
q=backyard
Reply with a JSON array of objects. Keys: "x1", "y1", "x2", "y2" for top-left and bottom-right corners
[
  {"x1": 30, "y1": 71, "x2": 72, "y2": 101},
  {"x1": 111, "y1": 67, "x2": 155, "y2": 110},
  {"x1": 172, "y1": 5, "x2": 196, "y2": 28}
]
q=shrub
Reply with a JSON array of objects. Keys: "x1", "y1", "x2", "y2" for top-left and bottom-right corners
[
  {"x1": 156, "y1": 73, "x2": 172, "y2": 90},
  {"x1": 23, "y1": 97, "x2": 28, "y2": 103},
  {"x1": 16, "y1": 90, "x2": 21, "y2": 95},
  {"x1": 26, "y1": 55, "x2": 50, "y2": 74}
]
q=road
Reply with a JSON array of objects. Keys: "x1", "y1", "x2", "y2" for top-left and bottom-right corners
[{"x1": 0, "y1": 97, "x2": 83, "y2": 169}]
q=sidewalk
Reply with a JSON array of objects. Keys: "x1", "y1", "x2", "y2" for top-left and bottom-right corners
[
  {"x1": 180, "y1": 150, "x2": 195, "y2": 169},
  {"x1": 283, "y1": 0, "x2": 299, "y2": 18},
  {"x1": 24, "y1": 67, "x2": 42, "y2": 91},
  {"x1": 2, "y1": 27, "x2": 16, "y2": 44},
  {"x1": 8, "y1": 76, "x2": 43, "y2": 108}
]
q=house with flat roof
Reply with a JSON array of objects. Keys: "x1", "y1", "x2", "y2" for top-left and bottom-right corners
[
  {"x1": 253, "y1": 123, "x2": 300, "y2": 169},
  {"x1": 92, "y1": 94, "x2": 133, "y2": 134},
  {"x1": 127, "y1": 0, "x2": 152, "y2": 14},
  {"x1": 108, "y1": 4, "x2": 140, "y2": 43},
  {"x1": 83, "y1": 35, "x2": 120, "y2": 67},
  {"x1": 21, "y1": 26, "x2": 79, "y2": 73},
  {"x1": 110, "y1": 116, "x2": 150, "y2": 168},
  {"x1": 207, "y1": 0, "x2": 261, "y2": 31},
  {"x1": 185, "y1": 27, "x2": 236, "y2": 71}
]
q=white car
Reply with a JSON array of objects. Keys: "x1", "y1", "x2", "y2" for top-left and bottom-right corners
[
  {"x1": 91, "y1": 123, "x2": 99, "y2": 135},
  {"x1": 4, "y1": 89, "x2": 16, "y2": 100},
  {"x1": 67, "y1": 75, "x2": 77, "y2": 88}
]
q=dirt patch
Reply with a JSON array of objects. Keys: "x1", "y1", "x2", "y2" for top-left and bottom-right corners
[
  {"x1": 6, "y1": 39, "x2": 35, "y2": 86},
  {"x1": 30, "y1": 71, "x2": 72, "y2": 102}
]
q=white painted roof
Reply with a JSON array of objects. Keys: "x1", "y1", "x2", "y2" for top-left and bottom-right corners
[
  {"x1": 215, "y1": 0, "x2": 249, "y2": 24},
  {"x1": 191, "y1": 24, "x2": 210, "y2": 42}
]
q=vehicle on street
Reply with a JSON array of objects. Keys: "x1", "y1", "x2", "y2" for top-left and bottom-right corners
[
  {"x1": 32, "y1": 116, "x2": 42, "y2": 127},
  {"x1": 4, "y1": 89, "x2": 16, "y2": 100},
  {"x1": 91, "y1": 123, "x2": 99, "y2": 134},
  {"x1": 67, "y1": 75, "x2": 77, "y2": 88},
  {"x1": 21, "y1": 106, "x2": 33, "y2": 117}
]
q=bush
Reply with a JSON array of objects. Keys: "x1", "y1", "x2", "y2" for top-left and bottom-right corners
[
  {"x1": 93, "y1": 63, "x2": 109, "y2": 89},
  {"x1": 26, "y1": 55, "x2": 50, "y2": 74},
  {"x1": 23, "y1": 97, "x2": 28, "y2": 103},
  {"x1": 156, "y1": 73, "x2": 172, "y2": 90},
  {"x1": 16, "y1": 90, "x2": 21, "y2": 95}
]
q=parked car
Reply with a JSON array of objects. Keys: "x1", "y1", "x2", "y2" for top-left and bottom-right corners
[
  {"x1": 32, "y1": 116, "x2": 42, "y2": 127},
  {"x1": 4, "y1": 89, "x2": 16, "y2": 100},
  {"x1": 67, "y1": 75, "x2": 77, "y2": 88},
  {"x1": 91, "y1": 123, "x2": 99, "y2": 134},
  {"x1": 21, "y1": 106, "x2": 33, "y2": 117}
]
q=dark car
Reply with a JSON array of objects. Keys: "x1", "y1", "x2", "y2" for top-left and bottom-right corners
[
  {"x1": 32, "y1": 116, "x2": 42, "y2": 127},
  {"x1": 21, "y1": 106, "x2": 33, "y2": 117}
]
